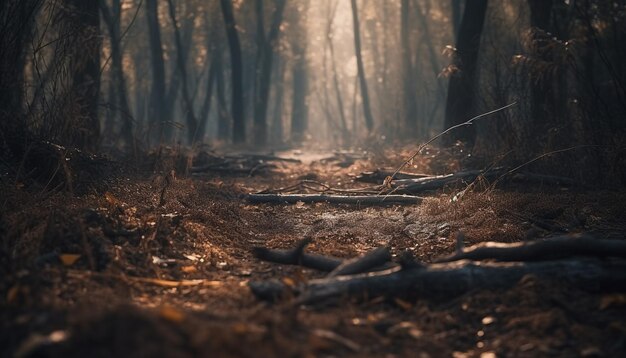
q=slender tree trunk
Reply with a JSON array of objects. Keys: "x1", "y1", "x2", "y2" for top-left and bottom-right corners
[
  {"x1": 326, "y1": 0, "x2": 348, "y2": 144},
  {"x1": 215, "y1": 51, "x2": 230, "y2": 141},
  {"x1": 65, "y1": 0, "x2": 101, "y2": 152},
  {"x1": 290, "y1": 44, "x2": 309, "y2": 143},
  {"x1": 101, "y1": 0, "x2": 134, "y2": 152},
  {"x1": 413, "y1": 0, "x2": 447, "y2": 122},
  {"x1": 198, "y1": 54, "x2": 217, "y2": 142},
  {"x1": 146, "y1": 0, "x2": 169, "y2": 142},
  {"x1": 132, "y1": 51, "x2": 147, "y2": 139},
  {"x1": 253, "y1": 0, "x2": 287, "y2": 147},
  {"x1": 271, "y1": 54, "x2": 285, "y2": 144},
  {"x1": 527, "y1": 0, "x2": 555, "y2": 133},
  {"x1": 350, "y1": 0, "x2": 374, "y2": 132},
  {"x1": 442, "y1": 0, "x2": 488, "y2": 147},
  {"x1": 451, "y1": 0, "x2": 462, "y2": 40},
  {"x1": 0, "y1": 0, "x2": 41, "y2": 160},
  {"x1": 167, "y1": 0, "x2": 199, "y2": 144},
  {"x1": 401, "y1": 0, "x2": 418, "y2": 138},
  {"x1": 220, "y1": 0, "x2": 245, "y2": 144}
]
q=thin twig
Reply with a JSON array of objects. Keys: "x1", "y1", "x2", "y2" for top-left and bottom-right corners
[{"x1": 386, "y1": 102, "x2": 518, "y2": 187}]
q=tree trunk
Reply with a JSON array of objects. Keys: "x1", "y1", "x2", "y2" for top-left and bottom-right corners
[
  {"x1": 253, "y1": 0, "x2": 287, "y2": 147},
  {"x1": 290, "y1": 49, "x2": 309, "y2": 143},
  {"x1": 271, "y1": 54, "x2": 285, "y2": 144},
  {"x1": 450, "y1": 0, "x2": 462, "y2": 40},
  {"x1": 167, "y1": 0, "x2": 199, "y2": 144},
  {"x1": 413, "y1": 0, "x2": 447, "y2": 122},
  {"x1": 526, "y1": 0, "x2": 555, "y2": 135},
  {"x1": 215, "y1": 50, "x2": 230, "y2": 141},
  {"x1": 198, "y1": 54, "x2": 217, "y2": 142},
  {"x1": 350, "y1": 0, "x2": 374, "y2": 132},
  {"x1": 146, "y1": 0, "x2": 169, "y2": 143},
  {"x1": 66, "y1": 0, "x2": 101, "y2": 152},
  {"x1": 220, "y1": 0, "x2": 246, "y2": 144},
  {"x1": 100, "y1": 0, "x2": 134, "y2": 152},
  {"x1": 288, "y1": 0, "x2": 310, "y2": 144},
  {"x1": 442, "y1": 0, "x2": 488, "y2": 147},
  {"x1": 0, "y1": 0, "x2": 41, "y2": 157},
  {"x1": 401, "y1": 0, "x2": 418, "y2": 138},
  {"x1": 325, "y1": 0, "x2": 349, "y2": 144}
]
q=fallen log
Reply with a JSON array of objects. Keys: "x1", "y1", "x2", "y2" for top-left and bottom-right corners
[
  {"x1": 252, "y1": 239, "x2": 343, "y2": 272},
  {"x1": 391, "y1": 169, "x2": 502, "y2": 193},
  {"x1": 327, "y1": 247, "x2": 392, "y2": 277},
  {"x1": 245, "y1": 193, "x2": 422, "y2": 205},
  {"x1": 249, "y1": 259, "x2": 626, "y2": 304},
  {"x1": 250, "y1": 234, "x2": 626, "y2": 303},
  {"x1": 436, "y1": 235, "x2": 626, "y2": 263}
]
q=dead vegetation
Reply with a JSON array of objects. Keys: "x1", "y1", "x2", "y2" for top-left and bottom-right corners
[{"x1": 2, "y1": 147, "x2": 626, "y2": 357}]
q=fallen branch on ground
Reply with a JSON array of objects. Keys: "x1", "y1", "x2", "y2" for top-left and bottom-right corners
[
  {"x1": 245, "y1": 193, "x2": 422, "y2": 205},
  {"x1": 436, "y1": 234, "x2": 626, "y2": 263},
  {"x1": 249, "y1": 235, "x2": 626, "y2": 303},
  {"x1": 250, "y1": 258, "x2": 626, "y2": 304},
  {"x1": 327, "y1": 247, "x2": 392, "y2": 277},
  {"x1": 252, "y1": 238, "x2": 343, "y2": 272}
]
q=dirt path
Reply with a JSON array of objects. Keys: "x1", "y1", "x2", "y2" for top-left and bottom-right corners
[{"x1": 2, "y1": 150, "x2": 626, "y2": 357}]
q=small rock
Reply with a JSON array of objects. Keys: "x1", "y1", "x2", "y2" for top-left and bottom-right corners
[
  {"x1": 403, "y1": 224, "x2": 422, "y2": 238},
  {"x1": 437, "y1": 223, "x2": 451, "y2": 236}
]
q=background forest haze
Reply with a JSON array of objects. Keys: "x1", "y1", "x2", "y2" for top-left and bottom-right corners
[{"x1": 1, "y1": 0, "x2": 625, "y2": 185}]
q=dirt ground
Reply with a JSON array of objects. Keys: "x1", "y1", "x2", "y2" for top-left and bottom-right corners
[{"x1": 2, "y1": 147, "x2": 626, "y2": 357}]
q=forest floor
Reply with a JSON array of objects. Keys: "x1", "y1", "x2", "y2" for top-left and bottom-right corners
[{"x1": 2, "y1": 145, "x2": 626, "y2": 357}]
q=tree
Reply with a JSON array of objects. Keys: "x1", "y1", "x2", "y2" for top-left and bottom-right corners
[
  {"x1": 64, "y1": 0, "x2": 102, "y2": 152},
  {"x1": 290, "y1": 1, "x2": 309, "y2": 143},
  {"x1": 100, "y1": 0, "x2": 135, "y2": 152},
  {"x1": 443, "y1": 0, "x2": 488, "y2": 147},
  {"x1": 350, "y1": 0, "x2": 374, "y2": 132},
  {"x1": 220, "y1": 0, "x2": 246, "y2": 144},
  {"x1": 0, "y1": 0, "x2": 41, "y2": 157},
  {"x1": 145, "y1": 0, "x2": 169, "y2": 142},
  {"x1": 324, "y1": 0, "x2": 348, "y2": 144},
  {"x1": 253, "y1": 0, "x2": 287, "y2": 147},
  {"x1": 167, "y1": 0, "x2": 199, "y2": 144},
  {"x1": 450, "y1": 0, "x2": 462, "y2": 40},
  {"x1": 526, "y1": 0, "x2": 557, "y2": 133},
  {"x1": 215, "y1": 49, "x2": 231, "y2": 141},
  {"x1": 401, "y1": 0, "x2": 418, "y2": 138}
]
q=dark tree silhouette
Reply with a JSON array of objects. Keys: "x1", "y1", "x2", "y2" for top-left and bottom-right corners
[
  {"x1": 146, "y1": 0, "x2": 169, "y2": 142},
  {"x1": 220, "y1": 0, "x2": 246, "y2": 144},
  {"x1": 0, "y1": 0, "x2": 41, "y2": 157},
  {"x1": 167, "y1": 0, "x2": 199, "y2": 144},
  {"x1": 526, "y1": 0, "x2": 556, "y2": 132},
  {"x1": 290, "y1": 1, "x2": 309, "y2": 143},
  {"x1": 401, "y1": 0, "x2": 417, "y2": 138},
  {"x1": 443, "y1": 0, "x2": 488, "y2": 147},
  {"x1": 350, "y1": 0, "x2": 374, "y2": 132},
  {"x1": 65, "y1": 0, "x2": 101, "y2": 152},
  {"x1": 100, "y1": 0, "x2": 134, "y2": 152},
  {"x1": 253, "y1": 0, "x2": 287, "y2": 146}
]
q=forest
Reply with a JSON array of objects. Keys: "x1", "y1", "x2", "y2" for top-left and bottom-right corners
[{"x1": 1, "y1": 0, "x2": 626, "y2": 356}]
